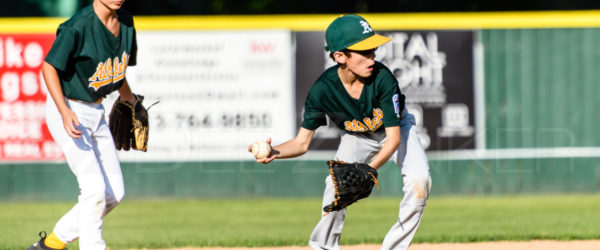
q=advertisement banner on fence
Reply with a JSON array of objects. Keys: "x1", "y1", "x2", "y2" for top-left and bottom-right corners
[
  {"x1": 0, "y1": 29, "x2": 473, "y2": 162},
  {"x1": 118, "y1": 30, "x2": 295, "y2": 162},
  {"x1": 295, "y1": 30, "x2": 476, "y2": 151},
  {"x1": 0, "y1": 34, "x2": 63, "y2": 161}
]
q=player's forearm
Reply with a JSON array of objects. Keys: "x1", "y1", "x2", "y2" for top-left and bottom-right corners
[
  {"x1": 118, "y1": 78, "x2": 136, "y2": 104},
  {"x1": 369, "y1": 144, "x2": 398, "y2": 169},
  {"x1": 272, "y1": 141, "x2": 307, "y2": 159},
  {"x1": 272, "y1": 128, "x2": 315, "y2": 159},
  {"x1": 369, "y1": 127, "x2": 401, "y2": 169},
  {"x1": 41, "y1": 62, "x2": 69, "y2": 113}
]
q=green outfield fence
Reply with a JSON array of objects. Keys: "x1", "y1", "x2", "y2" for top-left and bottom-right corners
[
  {"x1": 482, "y1": 28, "x2": 600, "y2": 149},
  {"x1": 1, "y1": 158, "x2": 599, "y2": 201}
]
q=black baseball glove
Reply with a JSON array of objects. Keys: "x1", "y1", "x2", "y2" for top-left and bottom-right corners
[
  {"x1": 323, "y1": 160, "x2": 379, "y2": 213},
  {"x1": 108, "y1": 94, "x2": 149, "y2": 151}
]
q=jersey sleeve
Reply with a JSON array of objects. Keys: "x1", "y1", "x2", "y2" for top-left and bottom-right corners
[
  {"x1": 128, "y1": 28, "x2": 138, "y2": 66},
  {"x1": 301, "y1": 88, "x2": 327, "y2": 130},
  {"x1": 378, "y1": 68, "x2": 404, "y2": 127},
  {"x1": 44, "y1": 25, "x2": 78, "y2": 72}
]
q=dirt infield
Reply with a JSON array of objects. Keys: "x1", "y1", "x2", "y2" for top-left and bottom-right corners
[{"x1": 157, "y1": 240, "x2": 600, "y2": 250}]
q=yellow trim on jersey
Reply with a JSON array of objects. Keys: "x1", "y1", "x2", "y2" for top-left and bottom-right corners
[
  {"x1": 362, "y1": 108, "x2": 384, "y2": 132},
  {"x1": 344, "y1": 108, "x2": 384, "y2": 132},
  {"x1": 3, "y1": 10, "x2": 600, "y2": 33},
  {"x1": 344, "y1": 120, "x2": 368, "y2": 132},
  {"x1": 88, "y1": 52, "x2": 129, "y2": 90}
]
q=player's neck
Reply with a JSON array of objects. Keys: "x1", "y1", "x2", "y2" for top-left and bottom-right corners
[
  {"x1": 338, "y1": 66, "x2": 365, "y2": 86},
  {"x1": 338, "y1": 67, "x2": 364, "y2": 99},
  {"x1": 93, "y1": 1, "x2": 119, "y2": 24},
  {"x1": 93, "y1": 1, "x2": 120, "y2": 37}
]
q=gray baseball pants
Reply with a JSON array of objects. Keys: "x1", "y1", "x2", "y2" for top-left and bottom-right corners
[{"x1": 309, "y1": 109, "x2": 432, "y2": 250}]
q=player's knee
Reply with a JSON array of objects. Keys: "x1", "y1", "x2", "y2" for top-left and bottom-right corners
[
  {"x1": 407, "y1": 174, "x2": 431, "y2": 199},
  {"x1": 417, "y1": 176, "x2": 431, "y2": 198},
  {"x1": 113, "y1": 189, "x2": 125, "y2": 204},
  {"x1": 106, "y1": 188, "x2": 125, "y2": 209},
  {"x1": 416, "y1": 172, "x2": 431, "y2": 186},
  {"x1": 80, "y1": 187, "x2": 107, "y2": 211}
]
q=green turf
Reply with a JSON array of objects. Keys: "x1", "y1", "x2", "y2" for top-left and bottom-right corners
[{"x1": 1, "y1": 194, "x2": 600, "y2": 249}]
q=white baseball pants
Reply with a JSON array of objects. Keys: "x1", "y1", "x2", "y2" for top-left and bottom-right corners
[
  {"x1": 309, "y1": 109, "x2": 432, "y2": 250},
  {"x1": 45, "y1": 96, "x2": 124, "y2": 250}
]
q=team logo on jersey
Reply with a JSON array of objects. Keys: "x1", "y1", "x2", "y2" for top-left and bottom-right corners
[
  {"x1": 88, "y1": 52, "x2": 130, "y2": 90},
  {"x1": 344, "y1": 108, "x2": 384, "y2": 132},
  {"x1": 393, "y1": 94, "x2": 400, "y2": 118}
]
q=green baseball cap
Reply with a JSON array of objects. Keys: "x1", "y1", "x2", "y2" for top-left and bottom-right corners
[{"x1": 325, "y1": 15, "x2": 391, "y2": 52}]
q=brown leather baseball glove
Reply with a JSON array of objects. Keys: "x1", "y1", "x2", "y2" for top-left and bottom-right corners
[{"x1": 108, "y1": 94, "x2": 149, "y2": 151}]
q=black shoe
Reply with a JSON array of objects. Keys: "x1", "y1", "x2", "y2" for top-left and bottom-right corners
[{"x1": 27, "y1": 231, "x2": 65, "y2": 250}]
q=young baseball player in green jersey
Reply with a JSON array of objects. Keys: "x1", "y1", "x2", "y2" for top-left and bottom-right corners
[
  {"x1": 250, "y1": 15, "x2": 431, "y2": 250},
  {"x1": 28, "y1": 0, "x2": 138, "y2": 249}
]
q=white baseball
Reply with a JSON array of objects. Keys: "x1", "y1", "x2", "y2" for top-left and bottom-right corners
[{"x1": 251, "y1": 140, "x2": 271, "y2": 159}]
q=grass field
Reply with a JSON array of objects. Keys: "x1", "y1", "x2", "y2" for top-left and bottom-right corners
[{"x1": 1, "y1": 194, "x2": 600, "y2": 249}]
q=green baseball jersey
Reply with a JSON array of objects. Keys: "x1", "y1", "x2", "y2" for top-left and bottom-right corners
[
  {"x1": 45, "y1": 5, "x2": 137, "y2": 103},
  {"x1": 302, "y1": 61, "x2": 405, "y2": 132}
]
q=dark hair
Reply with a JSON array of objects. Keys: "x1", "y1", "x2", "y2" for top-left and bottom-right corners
[{"x1": 329, "y1": 49, "x2": 351, "y2": 63}]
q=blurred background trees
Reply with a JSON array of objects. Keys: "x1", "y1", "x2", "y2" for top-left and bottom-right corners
[{"x1": 2, "y1": 0, "x2": 600, "y2": 17}]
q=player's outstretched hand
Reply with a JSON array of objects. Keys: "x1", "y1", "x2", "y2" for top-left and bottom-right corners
[
  {"x1": 61, "y1": 108, "x2": 82, "y2": 138},
  {"x1": 248, "y1": 137, "x2": 278, "y2": 164}
]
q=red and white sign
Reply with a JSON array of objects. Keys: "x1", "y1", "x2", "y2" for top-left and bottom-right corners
[{"x1": 0, "y1": 34, "x2": 63, "y2": 161}]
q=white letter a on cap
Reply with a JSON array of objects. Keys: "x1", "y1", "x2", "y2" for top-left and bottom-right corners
[{"x1": 360, "y1": 21, "x2": 373, "y2": 34}]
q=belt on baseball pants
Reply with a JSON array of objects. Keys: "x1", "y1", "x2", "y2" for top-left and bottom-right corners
[{"x1": 68, "y1": 98, "x2": 103, "y2": 104}]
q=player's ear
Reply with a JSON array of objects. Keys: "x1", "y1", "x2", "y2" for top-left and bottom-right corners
[{"x1": 333, "y1": 51, "x2": 347, "y2": 64}]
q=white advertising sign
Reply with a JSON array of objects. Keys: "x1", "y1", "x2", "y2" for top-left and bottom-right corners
[{"x1": 111, "y1": 30, "x2": 295, "y2": 161}]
